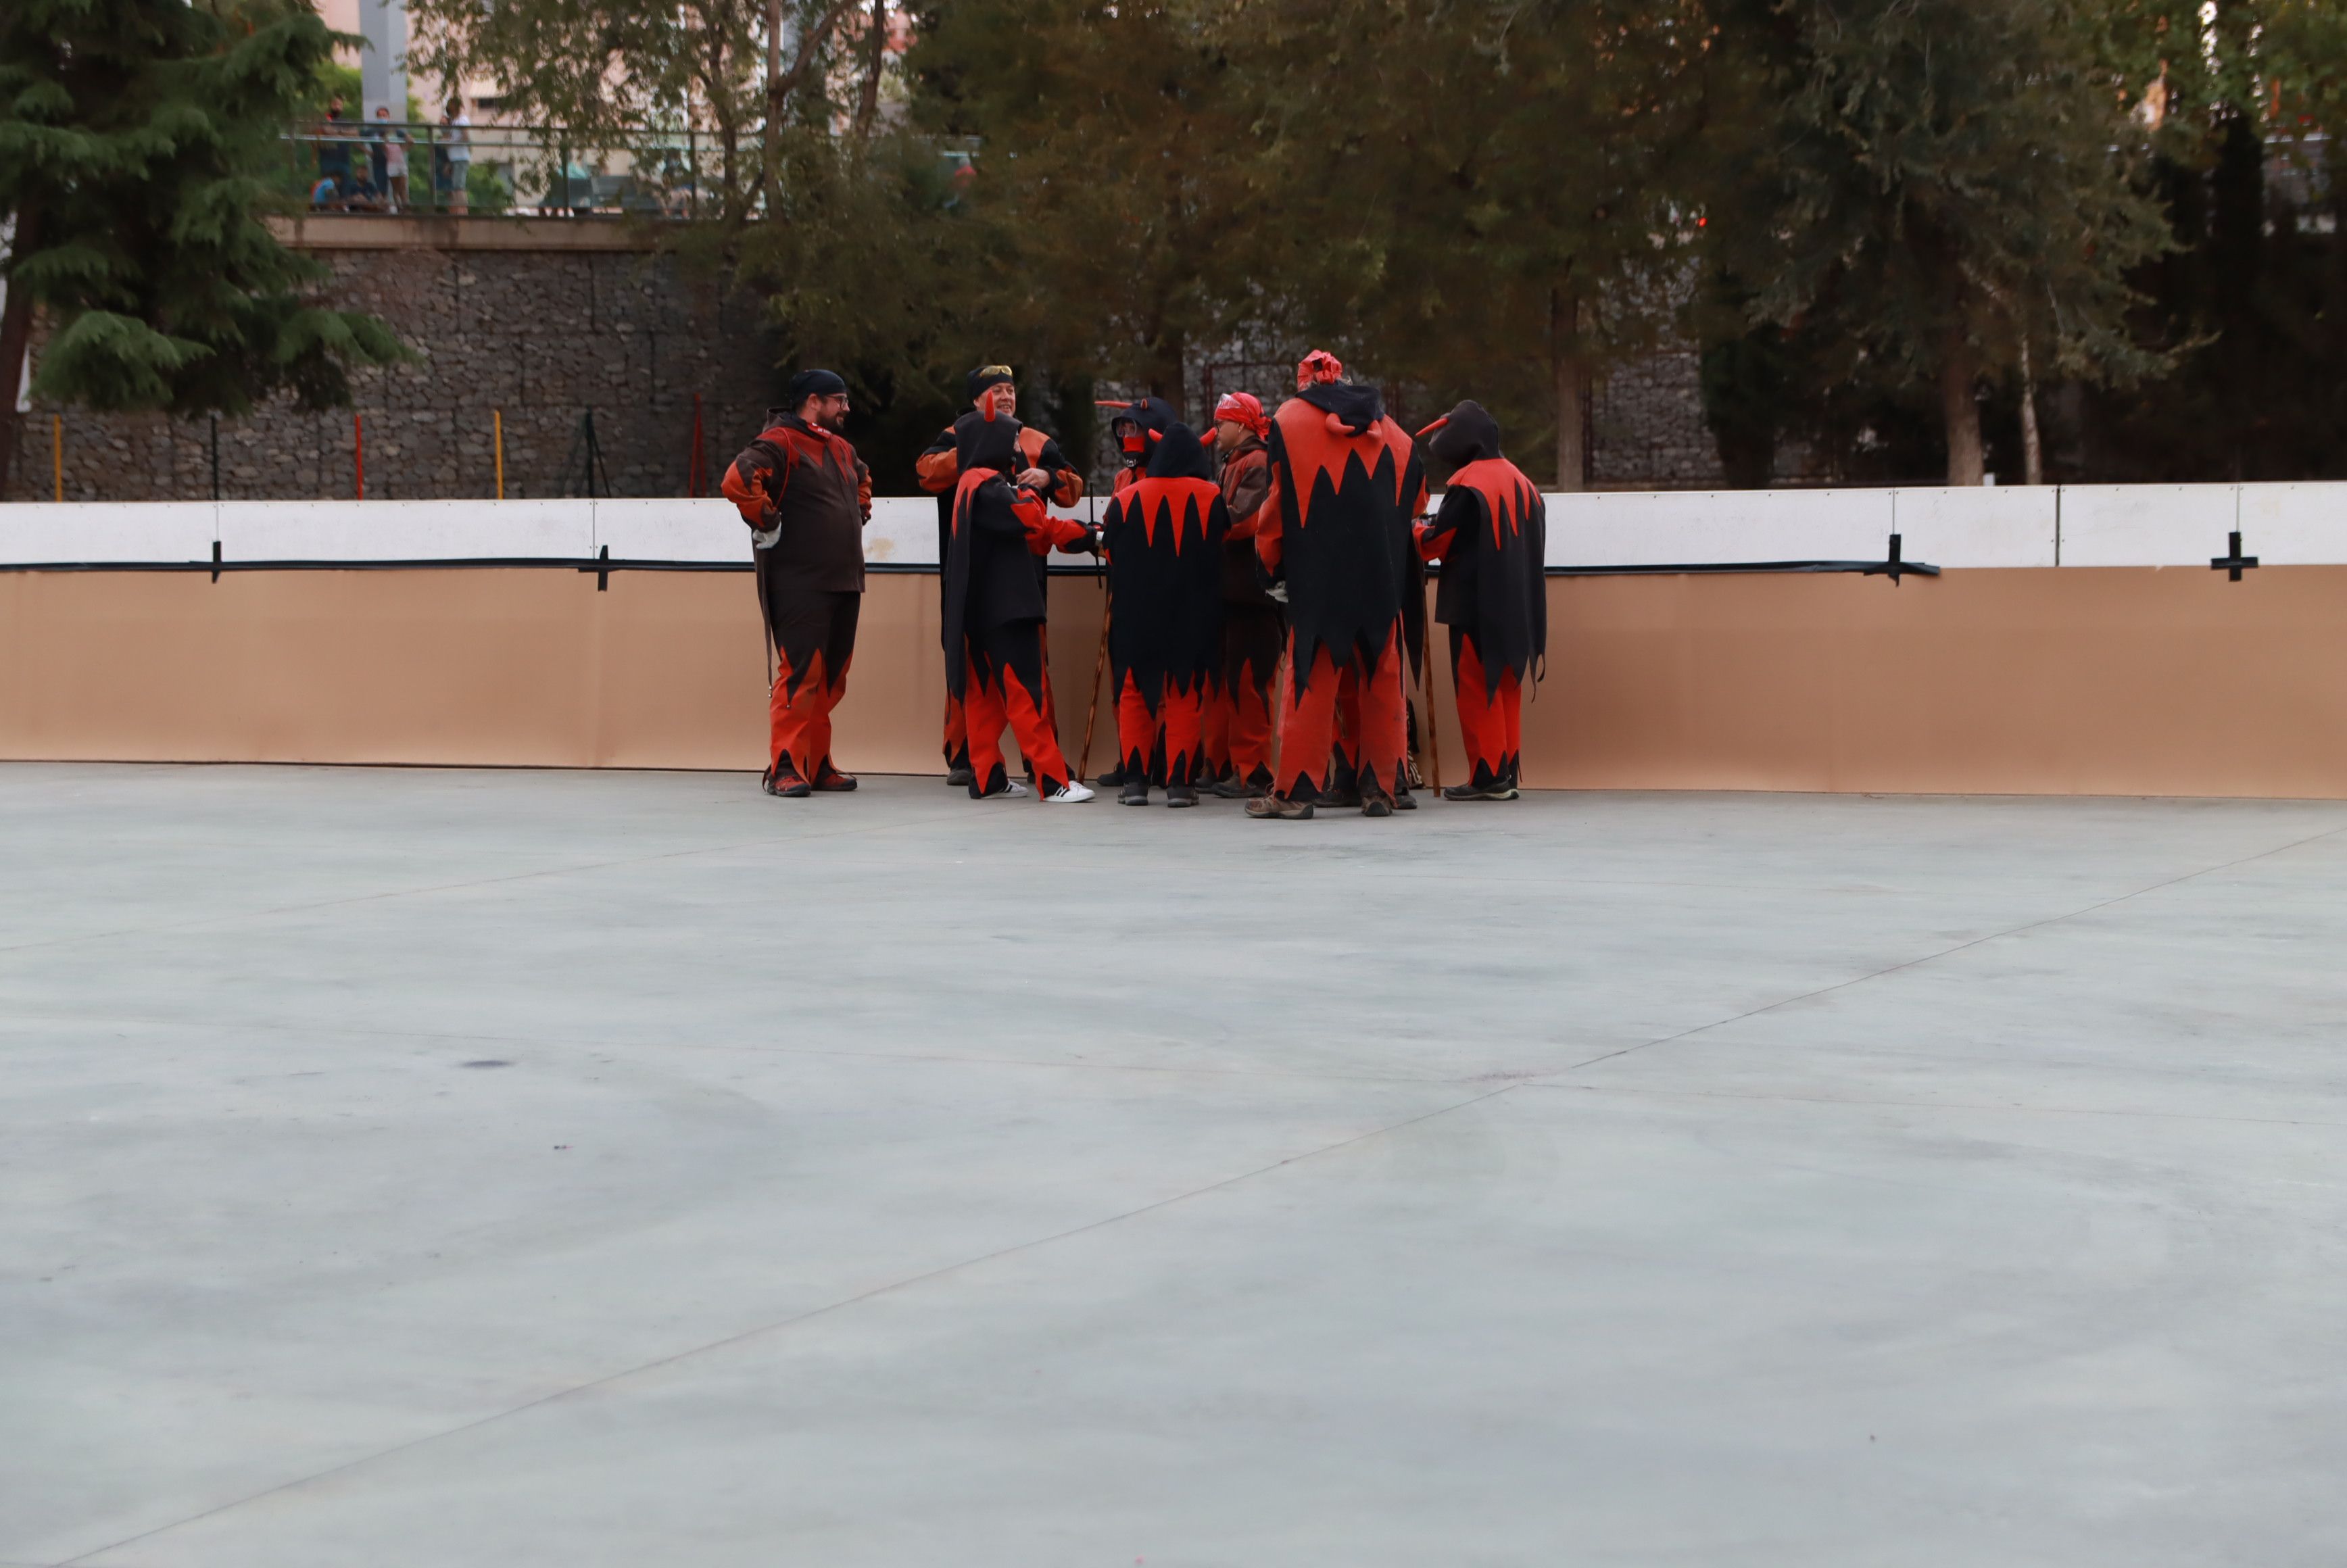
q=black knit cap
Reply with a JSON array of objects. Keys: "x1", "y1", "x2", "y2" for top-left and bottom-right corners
[
  {"x1": 787, "y1": 368, "x2": 849, "y2": 403},
  {"x1": 967, "y1": 364, "x2": 1015, "y2": 403}
]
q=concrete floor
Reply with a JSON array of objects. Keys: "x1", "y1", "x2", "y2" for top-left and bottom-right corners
[{"x1": 5, "y1": 766, "x2": 2346, "y2": 1567}]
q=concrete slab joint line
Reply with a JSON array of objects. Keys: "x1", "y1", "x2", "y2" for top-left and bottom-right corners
[
  {"x1": 47, "y1": 1087, "x2": 1517, "y2": 1567},
  {"x1": 1541, "y1": 818, "x2": 2347, "y2": 1083}
]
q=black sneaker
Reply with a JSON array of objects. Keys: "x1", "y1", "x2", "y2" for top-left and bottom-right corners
[
  {"x1": 1120, "y1": 780, "x2": 1151, "y2": 806},
  {"x1": 945, "y1": 766, "x2": 973, "y2": 787},
  {"x1": 1393, "y1": 788, "x2": 1418, "y2": 810},
  {"x1": 1165, "y1": 784, "x2": 1199, "y2": 808},
  {"x1": 763, "y1": 765, "x2": 811, "y2": 799}
]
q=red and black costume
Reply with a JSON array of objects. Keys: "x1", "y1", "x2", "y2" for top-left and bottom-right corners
[
  {"x1": 721, "y1": 381, "x2": 870, "y2": 792},
  {"x1": 1415, "y1": 401, "x2": 1547, "y2": 796},
  {"x1": 942, "y1": 410, "x2": 1097, "y2": 798},
  {"x1": 916, "y1": 367, "x2": 1086, "y2": 781},
  {"x1": 1204, "y1": 391, "x2": 1281, "y2": 793},
  {"x1": 1252, "y1": 353, "x2": 1427, "y2": 816},
  {"x1": 1099, "y1": 422, "x2": 1228, "y2": 803}
]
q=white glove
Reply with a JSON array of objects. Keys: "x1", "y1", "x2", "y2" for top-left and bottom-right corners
[
  {"x1": 1266, "y1": 582, "x2": 1288, "y2": 604},
  {"x1": 751, "y1": 523, "x2": 781, "y2": 550}
]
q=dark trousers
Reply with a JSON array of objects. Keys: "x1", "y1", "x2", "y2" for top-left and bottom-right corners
[{"x1": 759, "y1": 569, "x2": 860, "y2": 781}]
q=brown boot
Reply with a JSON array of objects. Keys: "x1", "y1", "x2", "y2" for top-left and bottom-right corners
[{"x1": 1244, "y1": 793, "x2": 1314, "y2": 820}]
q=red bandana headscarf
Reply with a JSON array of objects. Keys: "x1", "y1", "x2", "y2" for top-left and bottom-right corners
[{"x1": 1213, "y1": 391, "x2": 1269, "y2": 439}]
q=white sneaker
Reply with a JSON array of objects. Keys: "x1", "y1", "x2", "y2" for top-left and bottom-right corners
[
  {"x1": 1000, "y1": 780, "x2": 1032, "y2": 798},
  {"x1": 1043, "y1": 781, "x2": 1096, "y2": 804}
]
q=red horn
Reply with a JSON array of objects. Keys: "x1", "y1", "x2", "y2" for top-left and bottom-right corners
[{"x1": 1414, "y1": 416, "x2": 1450, "y2": 441}]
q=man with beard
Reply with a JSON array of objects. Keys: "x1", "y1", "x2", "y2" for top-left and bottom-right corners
[
  {"x1": 721, "y1": 369, "x2": 870, "y2": 798},
  {"x1": 1098, "y1": 421, "x2": 1228, "y2": 807},
  {"x1": 1415, "y1": 400, "x2": 1548, "y2": 800},
  {"x1": 915, "y1": 366, "x2": 1087, "y2": 785},
  {"x1": 1203, "y1": 391, "x2": 1282, "y2": 798},
  {"x1": 1245, "y1": 351, "x2": 1426, "y2": 820},
  {"x1": 942, "y1": 403, "x2": 1100, "y2": 803}
]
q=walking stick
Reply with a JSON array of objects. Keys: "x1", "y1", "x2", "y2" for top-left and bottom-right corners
[
  {"x1": 1076, "y1": 492, "x2": 1109, "y2": 782},
  {"x1": 1418, "y1": 596, "x2": 1443, "y2": 795}
]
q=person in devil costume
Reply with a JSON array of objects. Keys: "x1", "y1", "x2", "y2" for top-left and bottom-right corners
[
  {"x1": 1098, "y1": 421, "x2": 1228, "y2": 807},
  {"x1": 721, "y1": 369, "x2": 871, "y2": 798},
  {"x1": 942, "y1": 403, "x2": 1100, "y2": 803},
  {"x1": 916, "y1": 366, "x2": 1086, "y2": 785},
  {"x1": 1203, "y1": 391, "x2": 1282, "y2": 797},
  {"x1": 1414, "y1": 400, "x2": 1547, "y2": 800},
  {"x1": 1246, "y1": 351, "x2": 1427, "y2": 820},
  {"x1": 1102, "y1": 395, "x2": 1178, "y2": 497}
]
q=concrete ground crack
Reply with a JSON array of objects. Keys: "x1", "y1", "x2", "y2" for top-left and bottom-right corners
[
  {"x1": 51, "y1": 1082, "x2": 1517, "y2": 1568},
  {"x1": 1539, "y1": 822, "x2": 2346, "y2": 1081}
]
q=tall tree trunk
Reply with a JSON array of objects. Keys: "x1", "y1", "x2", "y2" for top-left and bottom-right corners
[
  {"x1": 1941, "y1": 330, "x2": 1984, "y2": 485},
  {"x1": 1551, "y1": 286, "x2": 1587, "y2": 492},
  {"x1": 2018, "y1": 335, "x2": 2043, "y2": 485},
  {"x1": 763, "y1": 0, "x2": 785, "y2": 203},
  {"x1": 0, "y1": 207, "x2": 39, "y2": 502},
  {"x1": 853, "y1": 0, "x2": 886, "y2": 141}
]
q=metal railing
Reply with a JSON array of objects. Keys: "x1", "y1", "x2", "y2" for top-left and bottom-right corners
[{"x1": 284, "y1": 119, "x2": 761, "y2": 219}]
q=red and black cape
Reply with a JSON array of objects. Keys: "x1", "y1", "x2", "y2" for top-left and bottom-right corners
[
  {"x1": 1261, "y1": 382, "x2": 1426, "y2": 675},
  {"x1": 1100, "y1": 422, "x2": 1228, "y2": 708}
]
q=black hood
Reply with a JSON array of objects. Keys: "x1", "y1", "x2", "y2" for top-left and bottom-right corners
[
  {"x1": 953, "y1": 410, "x2": 1022, "y2": 472},
  {"x1": 1428, "y1": 399, "x2": 1501, "y2": 466},
  {"x1": 1146, "y1": 421, "x2": 1215, "y2": 481},
  {"x1": 1113, "y1": 395, "x2": 1179, "y2": 450},
  {"x1": 1297, "y1": 381, "x2": 1386, "y2": 436}
]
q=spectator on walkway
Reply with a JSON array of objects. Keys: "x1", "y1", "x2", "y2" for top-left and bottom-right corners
[
  {"x1": 314, "y1": 99, "x2": 352, "y2": 205},
  {"x1": 441, "y1": 101, "x2": 472, "y2": 215},
  {"x1": 374, "y1": 107, "x2": 409, "y2": 210}
]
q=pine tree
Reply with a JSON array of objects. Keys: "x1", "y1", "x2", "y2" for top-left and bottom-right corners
[
  {"x1": 0, "y1": 0, "x2": 406, "y2": 498},
  {"x1": 1724, "y1": 0, "x2": 2171, "y2": 485},
  {"x1": 1246, "y1": 0, "x2": 1726, "y2": 486}
]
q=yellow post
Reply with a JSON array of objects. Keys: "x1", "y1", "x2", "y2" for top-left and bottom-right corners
[
  {"x1": 51, "y1": 415, "x2": 63, "y2": 501},
  {"x1": 493, "y1": 408, "x2": 505, "y2": 499}
]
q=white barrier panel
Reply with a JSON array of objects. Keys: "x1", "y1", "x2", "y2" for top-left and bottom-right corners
[
  {"x1": 218, "y1": 498, "x2": 591, "y2": 561},
  {"x1": 0, "y1": 501, "x2": 217, "y2": 564},
  {"x1": 1547, "y1": 488, "x2": 1892, "y2": 567},
  {"x1": 2234, "y1": 483, "x2": 2347, "y2": 567},
  {"x1": 6, "y1": 483, "x2": 2346, "y2": 568},
  {"x1": 589, "y1": 497, "x2": 740, "y2": 563},
  {"x1": 868, "y1": 495, "x2": 940, "y2": 565},
  {"x1": 1885, "y1": 486, "x2": 2059, "y2": 568},
  {"x1": 2056, "y1": 485, "x2": 2239, "y2": 568}
]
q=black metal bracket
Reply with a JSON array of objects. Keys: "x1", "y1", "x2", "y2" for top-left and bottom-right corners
[
  {"x1": 1861, "y1": 532, "x2": 1937, "y2": 585},
  {"x1": 2211, "y1": 531, "x2": 2259, "y2": 581},
  {"x1": 210, "y1": 539, "x2": 221, "y2": 583},
  {"x1": 595, "y1": 543, "x2": 610, "y2": 591}
]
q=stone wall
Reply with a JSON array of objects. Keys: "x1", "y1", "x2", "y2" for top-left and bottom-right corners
[
  {"x1": 1591, "y1": 349, "x2": 1724, "y2": 489},
  {"x1": 11, "y1": 223, "x2": 781, "y2": 503}
]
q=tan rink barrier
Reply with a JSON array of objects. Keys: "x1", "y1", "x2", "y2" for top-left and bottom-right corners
[{"x1": 4, "y1": 487, "x2": 2344, "y2": 798}]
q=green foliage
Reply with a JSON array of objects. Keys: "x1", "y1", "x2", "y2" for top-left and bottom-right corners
[
  {"x1": 0, "y1": 0, "x2": 410, "y2": 424},
  {"x1": 1735, "y1": 0, "x2": 2171, "y2": 396}
]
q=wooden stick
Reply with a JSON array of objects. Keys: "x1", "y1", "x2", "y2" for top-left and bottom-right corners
[
  {"x1": 1078, "y1": 599, "x2": 1111, "y2": 783},
  {"x1": 1419, "y1": 610, "x2": 1443, "y2": 795},
  {"x1": 493, "y1": 408, "x2": 505, "y2": 499}
]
